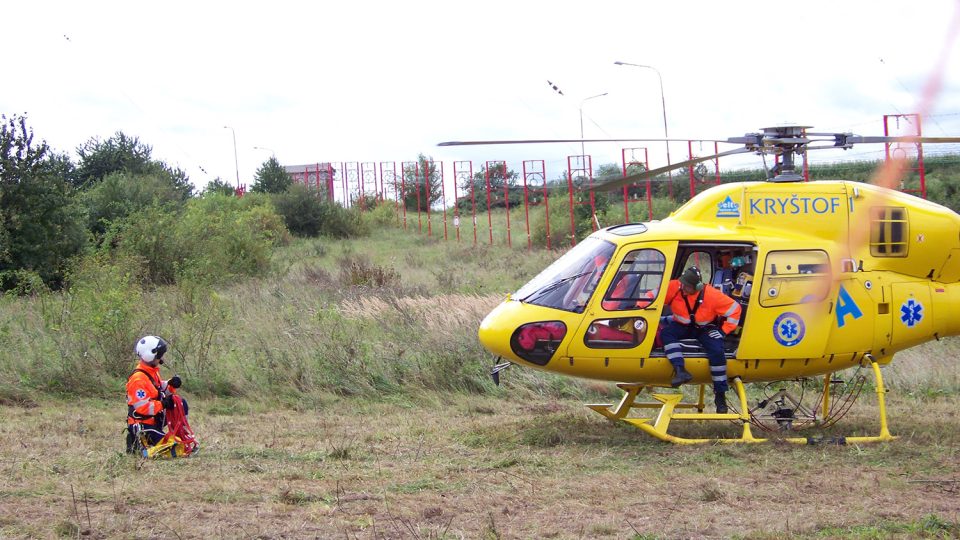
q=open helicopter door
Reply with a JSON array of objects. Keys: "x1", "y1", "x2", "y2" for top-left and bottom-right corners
[{"x1": 563, "y1": 241, "x2": 678, "y2": 381}]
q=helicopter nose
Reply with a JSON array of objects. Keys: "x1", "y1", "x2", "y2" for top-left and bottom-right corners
[
  {"x1": 478, "y1": 300, "x2": 568, "y2": 366},
  {"x1": 478, "y1": 301, "x2": 515, "y2": 359}
]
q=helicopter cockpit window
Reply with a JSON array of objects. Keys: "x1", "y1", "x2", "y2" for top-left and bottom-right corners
[
  {"x1": 759, "y1": 250, "x2": 831, "y2": 307},
  {"x1": 601, "y1": 249, "x2": 667, "y2": 311},
  {"x1": 515, "y1": 237, "x2": 616, "y2": 313}
]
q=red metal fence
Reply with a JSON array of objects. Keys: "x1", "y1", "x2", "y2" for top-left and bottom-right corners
[
  {"x1": 284, "y1": 115, "x2": 931, "y2": 249},
  {"x1": 290, "y1": 152, "x2": 669, "y2": 249}
]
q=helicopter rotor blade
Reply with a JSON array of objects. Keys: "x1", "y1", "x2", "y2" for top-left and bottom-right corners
[
  {"x1": 438, "y1": 127, "x2": 960, "y2": 195},
  {"x1": 840, "y1": 135, "x2": 960, "y2": 145},
  {"x1": 591, "y1": 147, "x2": 755, "y2": 192},
  {"x1": 437, "y1": 137, "x2": 726, "y2": 147}
]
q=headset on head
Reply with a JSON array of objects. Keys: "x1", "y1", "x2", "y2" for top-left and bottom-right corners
[{"x1": 683, "y1": 266, "x2": 704, "y2": 292}]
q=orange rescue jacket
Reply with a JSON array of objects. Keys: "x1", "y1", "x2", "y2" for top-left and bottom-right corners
[
  {"x1": 665, "y1": 279, "x2": 742, "y2": 335},
  {"x1": 126, "y1": 361, "x2": 166, "y2": 426}
]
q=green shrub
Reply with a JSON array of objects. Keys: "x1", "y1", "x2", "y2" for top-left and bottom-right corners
[
  {"x1": 361, "y1": 199, "x2": 399, "y2": 228},
  {"x1": 0, "y1": 173, "x2": 87, "y2": 290},
  {"x1": 58, "y1": 253, "x2": 151, "y2": 378},
  {"x1": 82, "y1": 171, "x2": 186, "y2": 238},
  {"x1": 0, "y1": 114, "x2": 89, "y2": 291},
  {"x1": 176, "y1": 195, "x2": 288, "y2": 281},
  {"x1": 105, "y1": 194, "x2": 289, "y2": 285},
  {"x1": 271, "y1": 184, "x2": 368, "y2": 238},
  {"x1": 164, "y1": 281, "x2": 230, "y2": 381},
  {"x1": 103, "y1": 205, "x2": 181, "y2": 284},
  {"x1": 529, "y1": 192, "x2": 600, "y2": 248},
  {"x1": 0, "y1": 269, "x2": 48, "y2": 296}
]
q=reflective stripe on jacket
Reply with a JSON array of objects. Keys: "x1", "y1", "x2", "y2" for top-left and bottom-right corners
[
  {"x1": 665, "y1": 279, "x2": 742, "y2": 335},
  {"x1": 126, "y1": 361, "x2": 163, "y2": 426}
]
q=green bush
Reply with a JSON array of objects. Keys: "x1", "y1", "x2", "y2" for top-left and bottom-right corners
[
  {"x1": 2, "y1": 251, "x2": 235, "y2": 395},
  {"x1": 529, "y1": 192, "x2": 602, "y2": 248},
  {"x1": 271, "y1": 184, "x2": 368, "y2": 238},
  {"x1": 58, "y1": 253, "x2": 151, "y2": 378},
  {"x1": 250, "y1": 156, "x2": 292, "y2": 194},
  {"x1": 1, "y1": 114, "x2": 88, "y2": 291},
  {"x1": 361, "y1": 199, "x2": 399, "y2": 228},
  {"x1": 82, "y1": 171, "x2": 186, "y2": 238},
  {"x1": 163, "y1": 281, "x2": 230, "y2": 382},
  {"x1": 202, "y1": 178, "x2": 237, "y2": 197},
  {"x1": 103, "y1": 205, "x2": 181, "y2": 284},
  {"x1": 176, "y1": 195, "x2": 288, "y2": 281},
  {"x1": 105, "y1": 194, "x2": 289, "y2": 285},
  {"x1": 75, "y1": 131, "x2": 193, "y2": 198}
]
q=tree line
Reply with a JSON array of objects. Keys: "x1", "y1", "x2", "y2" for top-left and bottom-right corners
[{"x1": 0, "y1": 113, "x2": 368, "y2": 293}]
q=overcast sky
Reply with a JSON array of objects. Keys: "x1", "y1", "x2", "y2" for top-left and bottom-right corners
[{"x1": 5, "y1": 1, "x2": 960, "y2": 193}]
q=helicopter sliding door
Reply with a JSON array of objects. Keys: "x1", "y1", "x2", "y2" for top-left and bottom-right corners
[
  {"x1": 735, "y1": 249, "x2": 834, "y2": 359},
  {"x1": 563, "y1": 241, "x2": 677, "y2": 380}
]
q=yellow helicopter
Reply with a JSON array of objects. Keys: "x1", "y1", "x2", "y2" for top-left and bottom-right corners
[{"x1": 442, "y1": 125, "x2": 960, "y2": 444}]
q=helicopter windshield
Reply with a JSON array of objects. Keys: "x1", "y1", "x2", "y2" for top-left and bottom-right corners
[{"x1": 515, "y1": 237, "x2": 616, "y2": 313}]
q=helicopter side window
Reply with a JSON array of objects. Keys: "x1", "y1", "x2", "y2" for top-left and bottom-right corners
[
  {"x1": 870, "y1": 207, "x2": 909, "y2": 257},
  {"x1": 583, "y1": 317, "x2": 649, "y2": 349},
  {"x1": 601, "y1": 249, "x2": 667, "y2": 311},
  {"x1": 759, "y1": 250, "x2": 831, "y2": 307}
]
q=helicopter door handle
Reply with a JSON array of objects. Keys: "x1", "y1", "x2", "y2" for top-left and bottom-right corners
[{"x1": 643, "y1": 305, "x2": 659, "y2": 311}]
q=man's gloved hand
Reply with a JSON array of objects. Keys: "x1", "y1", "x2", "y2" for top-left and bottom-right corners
[
  {"x1": 708, "y1": 329, "x2": 725, "y2": 340},
  {"x1": 161, "y1": 394, "x2": 175, "y2": 410},
  {"x1": 169, "y1": 376, "x2": 182, "y2": 389}
]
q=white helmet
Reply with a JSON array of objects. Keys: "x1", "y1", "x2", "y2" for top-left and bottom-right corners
[{"x1": 135, "y1": 335, "x2": 168, "y2": 364}]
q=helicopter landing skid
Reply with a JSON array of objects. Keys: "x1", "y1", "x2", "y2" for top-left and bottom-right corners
[{"x1": 586, "y1": 361, "x2": 896, "y2": 444}]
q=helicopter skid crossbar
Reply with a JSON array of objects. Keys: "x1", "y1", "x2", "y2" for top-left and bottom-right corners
[{"x1": 587, "y1": 360, "x2": 895, "y2": 444}]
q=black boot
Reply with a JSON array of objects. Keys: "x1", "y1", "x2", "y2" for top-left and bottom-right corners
[
  {"x1": 671, "y1": 366, "x2": 693, "y2": 388},
  {"x1": 714, "y1": 392, "x2": 728, "y2": 414}
]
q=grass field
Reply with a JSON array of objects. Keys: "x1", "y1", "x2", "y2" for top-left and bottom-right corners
[
  {"x1": 2, "y1": 219, "x2": 960, "y2": 539},
  {"x1": 1, "y1": 389, "x2": 958, "y2": 539}
]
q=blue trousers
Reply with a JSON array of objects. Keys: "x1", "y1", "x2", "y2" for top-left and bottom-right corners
[{"x1": 661, "y1": 322, "x2": 728, "y2": 393}]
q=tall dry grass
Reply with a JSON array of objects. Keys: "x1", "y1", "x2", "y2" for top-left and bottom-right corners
[
  {"x1": 884, "y1": 340, "x2": 960, "y2": 394},
  {"x1": 0, "y1": 226, "x2": 583, "y2": 403},
  {"x1": 2, "y1": 213, "x2": 960, "y2": 404}
]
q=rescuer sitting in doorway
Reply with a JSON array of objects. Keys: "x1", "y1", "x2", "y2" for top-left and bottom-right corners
[{"x1": 660, "y1": 266, "x2": 742, "y2": 413}]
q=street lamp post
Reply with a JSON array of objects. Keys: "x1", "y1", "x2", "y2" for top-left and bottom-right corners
[
  {"x1": 614, "y1": 61, "x2": 673, "y2": 194},
  {"x1": 223, "y1": 126, "x2": 240, "y2": 188},
  {"x1": 579, "y1": 92, "x2": 608, "y2": 160},
  {"x1": 253, "y1": 146, "x2": 276, "y2": 159}
]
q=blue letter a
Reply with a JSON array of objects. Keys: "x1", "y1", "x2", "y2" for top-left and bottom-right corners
[{"x1": 836, "y1": 285, "x2": 864, "y2": 328}]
